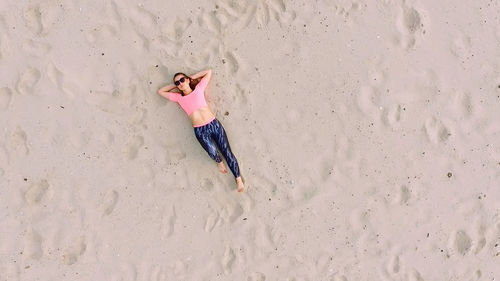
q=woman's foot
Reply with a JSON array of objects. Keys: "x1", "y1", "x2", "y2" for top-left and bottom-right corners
[
  {"x1": 217, "y1": 161, "x2": 228, "y2": 174},
  {"x1": 236, "y1": 177, "x2": 245, "y2": 192}
]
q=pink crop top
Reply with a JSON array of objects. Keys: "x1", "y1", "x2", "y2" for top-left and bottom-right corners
[{"x1": 168, "y1": 77, "x2": 209, "y2": 116}]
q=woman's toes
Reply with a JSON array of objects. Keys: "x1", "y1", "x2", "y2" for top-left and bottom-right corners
[
  {"x1": 236, "y1": 178, "x2": 245, "y2": 192},
  {"x1": 217, "y1": 162, "x2": 228, "y2": 174}
]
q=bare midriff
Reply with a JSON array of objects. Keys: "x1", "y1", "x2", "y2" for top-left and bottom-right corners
[{"x1": 189, "y1": 106, "x2": 216, "y2": 127}]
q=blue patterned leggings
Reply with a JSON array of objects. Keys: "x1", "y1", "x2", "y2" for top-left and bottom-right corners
[{"x1": 194, "y1": 119, "x2": 240, "y2": 178}]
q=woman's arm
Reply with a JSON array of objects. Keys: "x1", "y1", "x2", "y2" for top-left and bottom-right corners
[
  {"x1": 157, "y1": 83, "x2": 177, "y2": 99},
  {"x1": 190, "y1": 69, "x2": 212, "y2": 82}
]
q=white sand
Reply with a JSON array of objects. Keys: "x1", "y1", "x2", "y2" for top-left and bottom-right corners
[{"x1": 1, "y1": 0, "x2": 499, "y2": 280}]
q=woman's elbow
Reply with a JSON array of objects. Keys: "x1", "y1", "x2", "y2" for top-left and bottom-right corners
[{"x1": 157, "y1": 90, "x2": 167, "y2": 98}]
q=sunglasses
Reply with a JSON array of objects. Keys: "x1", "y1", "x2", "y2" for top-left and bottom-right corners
[{"x1": 174, "y1": 77, "x2": 186, "y2": 86}]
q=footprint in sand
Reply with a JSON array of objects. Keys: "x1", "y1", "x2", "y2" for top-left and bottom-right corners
[
  {"x1": 150, "y1": 264, "x2": 168, "y2": 281},
  {"x1": 451, "y1": 90, "x2": 473, "y2": 119},
  {"x1": 382, "y1": 254, "x2": 423, "y2": 280},
  {"x1": 331, "y1": 274, "x2": 348, "y2": 281},
  {"x1": 222, "y1": 51, "x2": 240, "y2": 75},
  {"x1": 7, "y1": 126, "x2": 29, "y2": 156},
  {"x1": 381, "y1": 104, "x2": 402, "y2": 127},
  {"x1": 23, "y1": 229, "x2": 43, "y2": 260},
  {"x1": 220, "y1": 202, "x2": 244, "y2": 224},
  {"x1": 393, "y1": 184, "x2": 411, "y2": 205},
  {"x1": 219, "y1": 83, "x2": 248, "y2": 111},
  {"x1": 0, "y1": 17, "x2": 12, "y2": 59},
  {"x1": 469, "y1": 223, "x2": 487, "y2": 255},
  {"x1": 424, "y1": 116, "x2": 450, "y2": 144},
  {"x1": 83, "y1": 87, "x2": 138, "y2": 116},
  {"x1": 16, "y1": 68, "x2": 40, "y2": 95},
  {"x1": 37, "y1": 2, "x2": 64, "y2": 35},
  {"x1": 122, "y1": 135, "x2": 144, "y2": 160},
  {"x1": 357, "y1": 85, "x2": 381, "y2": 116},
  {"x1": 95, "y1": 129, "x2": 115, "y2": 147},
  {"x1": 131, "y1": 108, "x2": 148, "y2": 128},
  {"x1": 349, "y1": 208, "x2": 371, "y2": 233},
  {"x1": 96, "y1": 83, "x2": 138, "y2": 115},
  {"x1": 254, "y1": 0, "x2": 295, "y2": 27},
  {"x1": 23, "y1": 5, "x2": 43, "y2": 35},
  {"x1": 474, "y1": 235, "x2": 486, "y2": 255},
  {"x1": 167, "y1": 149, "x2": 187, "y2": 163},
  {"x1": 213, "y1": 0, "x2": 295, "y2": 33},
  {"x1": 101, "y1": 190, "x2": 119, "y2": 216},
  {"x1": 209, "y1": 1, "x2": 250, "y2": 34},
  {"x1": 247, "y1": 272, "x2": 266, "y2": 281},
  {"x1": 84, "y1": 2, "x2": 121, "y2": 42},
  {"x1": 332, "y1": 0, "x2": 364, "y2": 19},
  {"x1": 22, "y1": 2, "x2": 63, "y2": 36},
  {"x1": 289, "y1": 174, "x2": 317, "y2": 202},
  {"x1": 47, "y1": 62, "x2": 63, "y2": 87},
  {"x1": 0, "y1": 87, "x2": 12, "y2": 110},
  {"x1": 185, "y1": 48, "x2": 212, "y2": 70},
  {"x1": 387, "y1": 254, "x2": 400, "y2": 275},
  {"x1": 204, "y1": 210, "x2": 221, "y2": 232},
  {"x1": 161, "y1": 17, "x2": 192, "y2": 41},
  {"x1": 161, "y1": 206, "x2": 176, "y2": 238},
  {"x1": 0, "y1": 38, "x2": 6, "y2": 60},
  {"x1": 189, "y1": 41, "x2": 239, "y2": 75},
  {"x1": 172, "y1": 260, "x2": 188, "y2": 278},
  {"x1": 115, "y1": 262, "x2": 138, "y2": 281},
  {"x1": 25, "y1": 179, "x2": 49, "y2": 205},
  {"x1": 450, "y1": 34, "x2": 472, "y2": 61},
  {"x1": 63, "y1": 238, "x2": 87, "y2": 265},
  {"x1": 244, "y1": 224, "x2": 277, "y2": 256},
  {"x1": 255, "y1": 1, "x2": 272, "y2": 27},
  {"x1": 200, "y1": 10, "x2": 224, "y2": 35},
  {"x1": 448, "y1": 230, "x2": 472, "y2": 256},
  {"x1": 200, "y1": 178, "x2": 215, "y2": 192},
  {"x1": 408, "y1": 270, "x2": 425, "y2": 281},
  {"x1": 395, "y1": 4, "x2": 426, "y2": 50},
  {"x1": 47, "y1": 62, "x2": 79, "y2": 98},
  {"x1": 464, "y1": 270, "x2": 483, "y2": 281},
  {"x1": 221, "y1": 246, "x2": 236, "y2": 274}
]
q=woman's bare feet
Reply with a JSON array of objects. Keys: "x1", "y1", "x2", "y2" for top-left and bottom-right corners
[
  {"x1": 217, "y1": 161, "x2": 228, "y2": 174},
  {"x1": 236, "y1": 177, "x2": 245, "y2": 192}
]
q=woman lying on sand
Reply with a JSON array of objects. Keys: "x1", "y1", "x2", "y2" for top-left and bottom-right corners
[{"x1": 158, "y1": 69, "x2": 245, "y2": 192}]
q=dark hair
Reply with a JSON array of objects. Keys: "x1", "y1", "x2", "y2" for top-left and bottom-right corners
[{"x1": 173, "y1": 72, "x2": 201, "y2": 96}]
